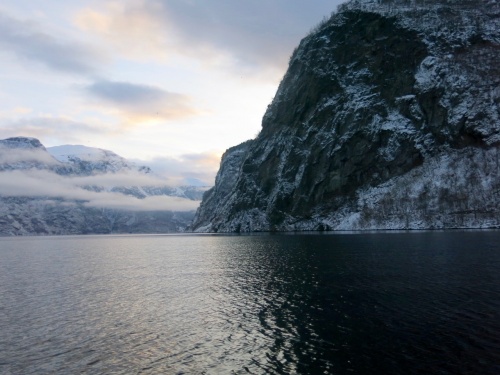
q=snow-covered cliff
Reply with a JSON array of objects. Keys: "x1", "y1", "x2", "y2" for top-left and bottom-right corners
[{"x1": 192, "y1": 0, "x2": 500, "y2": 232}]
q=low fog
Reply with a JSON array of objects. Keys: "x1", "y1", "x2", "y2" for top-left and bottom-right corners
[
  {"x1": 0, "y1": 169, "x2": 201, "y2": 212},
  {"x1": 0, "y1": 146, "x2": 60, "y2": 166}
]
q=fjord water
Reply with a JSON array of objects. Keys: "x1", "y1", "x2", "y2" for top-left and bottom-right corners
[{"x1": 0, "y1": 232, "x2": 499, "y2": 374}]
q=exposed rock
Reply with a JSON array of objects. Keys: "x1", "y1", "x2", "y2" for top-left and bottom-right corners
[
  {"x1": 0, "y1": 197, "x2": 195, "y2": 236},
  {"x1": 190, "y1": 140, "x2": 253, "y2": 232},
  {"x1": 192, "y1": 0, "x2": 500, "y2": 232}
]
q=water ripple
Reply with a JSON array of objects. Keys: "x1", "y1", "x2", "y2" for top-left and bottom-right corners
[{"x1": 0, "y1": 232, "x2": 499, "y2": 374}]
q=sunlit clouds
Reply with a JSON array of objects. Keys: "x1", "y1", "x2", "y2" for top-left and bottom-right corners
[
  {"x1": 0, "y1": 116, "x2": 109, "y2": 145},
  {"x1": 73, "y1": 0, "x2": 335, "y2": 78},
  {"x1": 0, "y1": 0, "x2": 344, "y2": 183},
  {"x1": 84, "y1": 79, "x2": 201, "y2": 124},
  {"x1": 74, "y1": 2, "x2": 171, "y2": 61}
]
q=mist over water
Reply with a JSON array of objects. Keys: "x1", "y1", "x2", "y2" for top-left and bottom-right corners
[{"x1": 1, "y1": 231, "x2": 499, "y2": 374}]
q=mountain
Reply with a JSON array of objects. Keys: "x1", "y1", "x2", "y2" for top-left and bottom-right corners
[
  {"x1": 0, "y1": 137, "x2": 207, "y2": 235},
  {"x1": 0, "y1": 136, "x2": 66, "y2": 172},
  {"x1": 191, "y1": 0, "x2": 500, "y2": 232},
  {"x1": 46, "y1": 144, "x2": 204, "y2": 200},
  {"x1": 48, "y1": 144, "x2": 152, "y2": 175}
]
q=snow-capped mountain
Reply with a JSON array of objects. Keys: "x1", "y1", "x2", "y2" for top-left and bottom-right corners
[
  {"x1": 0, "y1": 137, "x2": 208, "y2": 235},
  {"x1": 1, "y1": 136, "x2": 44, "y2": 149},
  {"x1": 48, "y1": 144, "x2": 152, "y2": 175},
  {"x1": 0, "y1": 136, "x2": 63, "y2": 172},
  {"x1": 191, "y1": 0, "x2": 500, "y2": 232}
]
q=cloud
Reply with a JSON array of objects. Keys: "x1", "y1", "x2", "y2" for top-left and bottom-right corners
[
  {"x1": 137, "y1": 151, "x2": 222, "y2": 186},
  {"x1": 0, "y1": 145, "x2": 59, "y2": 166},
  {"x1": 84, "y1": 79, "x2": 200, "y2": 123},
  {"x1": 74, "y1": 2, "x2": 169, "y2": 60},
  {"x1": 74, "y1": 0, "x2": 342, "y2": 77},
  {"x1": 0, "y1": 10, "x2": 106, "y2": 74},
  {"x1": 0, "y1": 169, "x2": 200, "y2": 211},
  {"x1": 0, "y1": 116, "x2": 107, "y2": 144},
  {"x1": 70, "y1": 169, "x2": 173, "y2": 189},
  {"x1": 85, "y1": 194, "x2": 199, "y2": 211},
  {"x1": 12, "y1": 107, "x2": 32, "y2": 115}
]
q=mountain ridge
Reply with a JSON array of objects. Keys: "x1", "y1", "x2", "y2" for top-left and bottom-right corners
[
  {"x1": 191, "y1": 0, "x2": 500, "y2": 232},
  {"x1": 0, "y1": 136, "x2": 206, "y2": 235}
]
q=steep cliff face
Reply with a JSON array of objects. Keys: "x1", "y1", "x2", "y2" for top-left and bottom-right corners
[
  {"x1": 190, "y1": 140, "x2": 253, "y2": 232},
  {"x1": 192, "y1": 0, "x2": 500, "y2": 232}
]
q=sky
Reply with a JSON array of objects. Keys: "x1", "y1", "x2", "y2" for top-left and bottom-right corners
[{"x1": 0, "y1": 0, "x2": 345, "y2": 185}]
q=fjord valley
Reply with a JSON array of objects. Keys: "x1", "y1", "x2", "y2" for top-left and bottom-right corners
[
  {"x1": 0, "y1": 137, "x2": 205, "y2": 235},
  {"x1": 1, "y1": 0, "x2": 498, "y2": 236},
  {"x1": 2, "y1": 1, "x2": 500, "y2": 374},
  {"x1": 192, "y1": 0, "x2": 500, "y2": 233}
]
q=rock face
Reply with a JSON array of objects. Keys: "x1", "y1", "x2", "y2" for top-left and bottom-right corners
[
  {"x1": 190, "y1": 141, "x2": 253, "y2": 232},
  {"x1": 192, "y1": 0, "x2": 500, "y2": 232},
  {"x1": 0, "y1": 198, "x2": 196, "y2": 236},
  {"x1": 0, "y1": 137, "x2": 206, "y2": 235}
]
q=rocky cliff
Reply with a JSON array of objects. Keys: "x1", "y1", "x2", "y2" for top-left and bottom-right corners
[{"x1": 192, "y1": 0, "x2": 500, "y2": 232}]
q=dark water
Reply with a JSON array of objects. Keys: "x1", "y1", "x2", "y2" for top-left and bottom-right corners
[{"x1": 0, "y1": 231, "x2": 499, "y2": 374}]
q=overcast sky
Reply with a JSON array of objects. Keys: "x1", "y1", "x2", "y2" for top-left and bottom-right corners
[{"x1": 0, "y1": 0, "x2": 345, "y2": 184}]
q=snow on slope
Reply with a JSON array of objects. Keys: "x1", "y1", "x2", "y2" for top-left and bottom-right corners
[
  {"x1": 48, "y1": 144, "x2": 151, "y2": 175},
  {"x1": 191, "y1": 0, "x2": 500, "y2": 232},
  {"x1": 0, "y1": 137, "x2": 210, "y2": 235},
  {"x1": 49, "y1": 144, "x2": 109, "y2": 162}
]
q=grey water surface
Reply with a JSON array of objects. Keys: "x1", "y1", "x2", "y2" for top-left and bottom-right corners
[{"x1": 0, "y1": 231, "x2": 499, "y2": 374}]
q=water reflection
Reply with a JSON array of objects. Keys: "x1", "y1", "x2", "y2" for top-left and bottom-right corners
[
  {"x1": 207, "y1": 236, "x2": 322, "y2": 373},
  {"x1": 0, "y1": 232, "x2": 499, "y2": 374},
  {"x1": 207, "y1": 233, "x2": 500, "y2": 374}
]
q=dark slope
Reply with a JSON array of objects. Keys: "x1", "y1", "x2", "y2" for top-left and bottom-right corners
[{"x1": 193, "y1": 0, "x2": 500, "y2": 232}]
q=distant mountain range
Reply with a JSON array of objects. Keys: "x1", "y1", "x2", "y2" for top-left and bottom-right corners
[{"x1": 0, "y1": 137, "x2": 209, "y2": 235}]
